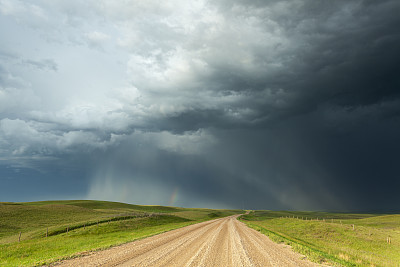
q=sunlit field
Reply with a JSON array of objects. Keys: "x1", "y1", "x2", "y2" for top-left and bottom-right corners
[
  {"x1": 0, "y1": 200, "x2": 242, "y2": 266},
  {"x1": 240, "y1": 211, "x2": 400, "y2": 266}
]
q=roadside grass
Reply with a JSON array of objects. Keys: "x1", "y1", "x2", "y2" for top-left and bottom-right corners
[
  {"x1": 0, "y1": 215, "x2": 191, "y2": 266},
  {"x1": 0, "y1": 200, "x2": 243, "y2": 266},
  {"x1": 240, "y1": 211, "x2": 400, "y2": 266}
]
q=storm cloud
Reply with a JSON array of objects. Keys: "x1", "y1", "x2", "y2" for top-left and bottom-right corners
[{"x1": 1, "y1": 0, "x2": 399, "y2": 211}]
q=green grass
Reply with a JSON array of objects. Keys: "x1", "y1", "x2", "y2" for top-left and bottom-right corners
[
  {"x1": 22, "y1": 200, "x2": 180, "y2": 213},
  {"x1": 0, "y1": 200, "x2": 243, "y2": 266},
  {"x1": 240, "y1": 211, "x2": 400, "y2": 267}
]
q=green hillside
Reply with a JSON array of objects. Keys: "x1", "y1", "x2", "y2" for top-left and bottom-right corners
[
  {"x1": 0, "y1": 200, "x2": 242, "y2": 266},
  {"x1": 240, "y1": 210, "x2": 400, "y2": 266}
]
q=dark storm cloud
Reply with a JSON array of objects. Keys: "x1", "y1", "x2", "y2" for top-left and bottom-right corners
[
  {"x1": 1, "y1": 0, "x2": 399, "y2": 211},
  {"x1": 160, "y1": 0, "x2": 400, "y2": 131},
  {"x1": 146, "y1": 0, "x2": 400, "y2": 210}
]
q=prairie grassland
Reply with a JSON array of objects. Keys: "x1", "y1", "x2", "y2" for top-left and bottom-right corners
[
  {"x1": 240, "y1": 211, "x2": 400, "y2": 266},
  {"x1": 0, "y1": 200, "x2": 242, "y2": 266}
]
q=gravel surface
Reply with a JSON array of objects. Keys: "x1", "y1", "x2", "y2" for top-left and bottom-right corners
[{"x1": 55, "y1": 215, "x2": 323, "y2": 266}]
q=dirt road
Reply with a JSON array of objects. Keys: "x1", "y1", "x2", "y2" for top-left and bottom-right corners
[{"x1": 56, "y1": 215, "x2": 321, "y2": 266}]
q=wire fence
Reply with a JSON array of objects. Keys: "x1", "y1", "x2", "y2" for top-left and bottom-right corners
[{"x1": 15, "y1": 212, "x2": 165, "y2": 242}]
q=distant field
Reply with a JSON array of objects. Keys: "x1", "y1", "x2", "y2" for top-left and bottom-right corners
[
  {"x1": 240, "y1": 210, "x2": 400, "y2": 266},
  {"x1": 0, "y1": 200, "x2": 242, "y2": 266}
]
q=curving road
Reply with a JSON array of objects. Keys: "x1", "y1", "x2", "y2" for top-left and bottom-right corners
[{"x1": 56, "y1": 215, "x2": 321, "y2": 266}]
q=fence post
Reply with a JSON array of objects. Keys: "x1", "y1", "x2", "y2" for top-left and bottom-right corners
[
  {"x1": 19, "y1": 232, "x2": 21, "y2": 242},
  {"x1": 46, "y1": 227, "x2": 48, "y2": 238}
]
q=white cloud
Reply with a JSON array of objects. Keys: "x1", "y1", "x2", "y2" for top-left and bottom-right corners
[
  {"x1": 86, "y1": 31, "x2": 111, "y2": 48},
  {"x1": 0, "y1": 118, "x2": 107, "y2": 156},
  {"x1": 0, "y1": 87, "x2": 40, "y2": 115},
  {"x1": 0, "y1": 0, "x2": 48, "y2": 26},
  {"x1": 86, "y1": 31, "x2": 110, "y2": 42}
]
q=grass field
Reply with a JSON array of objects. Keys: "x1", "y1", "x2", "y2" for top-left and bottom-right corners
[
  {"x1": 0, "y1": 200, "x2": 242, "y2": 266},
  {"x1": 240, "y1": 211, "x2": 400, "y2": 266}
]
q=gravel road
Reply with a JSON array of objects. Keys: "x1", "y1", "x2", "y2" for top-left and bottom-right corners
[{"x1": 56, "y1": 215, "x2": 321, "y2": 266}]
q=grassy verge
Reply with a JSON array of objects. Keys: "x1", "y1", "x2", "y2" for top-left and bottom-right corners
[
  {"x1": 240, "y1": 211, "x2": 400, "y2": 267},
  {"x1": 0, "y1": 200, "x2": 242, "y2": 266}
]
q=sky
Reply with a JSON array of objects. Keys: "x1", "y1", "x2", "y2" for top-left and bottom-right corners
[{"x1": 1, "y1": 0, "x2": 399, "y2": 211}]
